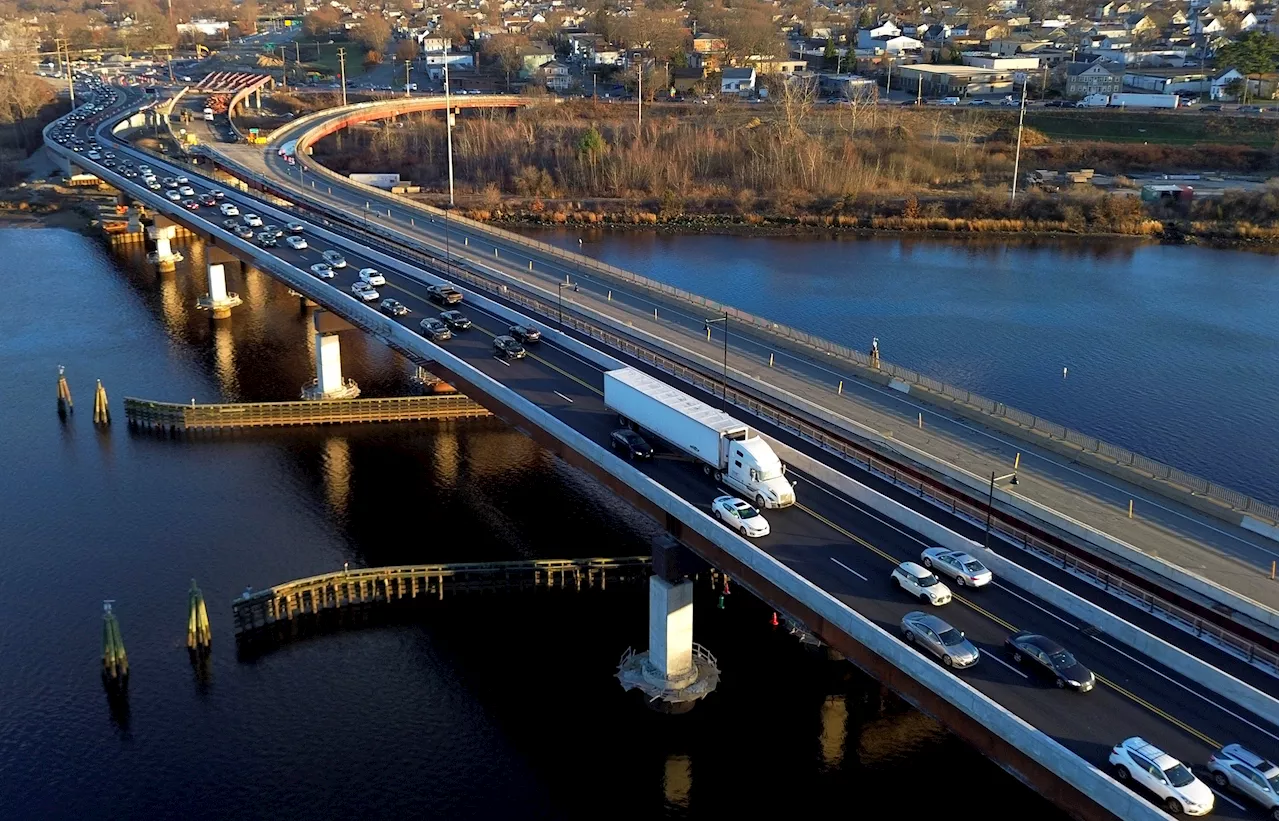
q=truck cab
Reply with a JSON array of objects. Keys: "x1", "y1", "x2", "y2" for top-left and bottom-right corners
[
  {"x1": 203, "y1": 107, "x2": 214, "y2": 121},
  {"x1": 722, "y1": 431, "x2": 796, "y2": 509}
]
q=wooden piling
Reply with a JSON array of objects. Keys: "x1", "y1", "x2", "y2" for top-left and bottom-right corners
[
  {"x1": 101, "y1": 601, "x2": 128, "y2": 687},
  {"x1": 93, "y1": 380, "x2": 110, "y2": 426},
  {"x1": 187, "y1": 579, "x2": 212, "y2": 654},
  {"x1": 57, "y1": 366, "x2": 73, "y2": 415}
]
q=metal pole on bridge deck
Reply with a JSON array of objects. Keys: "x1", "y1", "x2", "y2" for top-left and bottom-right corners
[
  {"x1": 705, "y1": 313, "x2": 729, "y2": 411},
  {"x1": 984, "y1": 471, "x2": 996, "y2": 550}
]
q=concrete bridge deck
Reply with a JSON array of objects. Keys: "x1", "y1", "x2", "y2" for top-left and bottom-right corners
[
  {"x1": 57, "y1": 88, "x2": 1279, "y2": 821},
  {"x1": 187, "y1": 101, "x2": 1279, "y2": 625}
]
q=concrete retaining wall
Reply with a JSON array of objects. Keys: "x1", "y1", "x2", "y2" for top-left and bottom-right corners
[{"x1": 766, "y1": 437, "x2": 1280, "y2": 725}]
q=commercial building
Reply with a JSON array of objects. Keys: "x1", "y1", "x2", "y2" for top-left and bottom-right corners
[{"x1": 893, "y1": 64, "x2": 1014, "y2": 97}]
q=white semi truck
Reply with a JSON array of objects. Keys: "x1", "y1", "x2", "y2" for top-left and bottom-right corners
[
  {"x1": 603, "y1": 367, "x2": 796, "y2": 509},
  {"x1": 1079, "y1": 93, "x2": 1179, "y2": 108}
]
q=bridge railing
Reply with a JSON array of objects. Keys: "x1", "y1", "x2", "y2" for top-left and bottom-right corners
[{"x1": 271, "y1": 104, "x2": 1276, "y2": 526}]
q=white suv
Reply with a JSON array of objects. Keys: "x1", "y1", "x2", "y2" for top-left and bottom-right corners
[
  {"x1": 891, "y1": 562, "x2": 952, "y2": 606},
  {"x1": 1207, "y1": 744, "x2": 1278, "y2": 820},
  {"x1": 1109, "y1": 737, "x2": 1214, "y2": 816}
]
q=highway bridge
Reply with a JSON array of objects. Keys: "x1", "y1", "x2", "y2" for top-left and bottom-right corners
[{"x1": 47, "y1": 83, "x2": 1279, "y2": 821}]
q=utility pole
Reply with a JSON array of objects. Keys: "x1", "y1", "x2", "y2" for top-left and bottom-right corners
[
  {"x1": 637, "y1": 62, "x2": 642, "y2": 132},
  {"x1": 63, "y1": 41, "x2": 75, "y2": 107},
  {"x1": 916, "y1": 72, "x2": 923, "y2": 105},
  {"x1": 885, "y1": 58, "x2": 892, "y2": 96},
  {"x1": 404, "y1": 60, "x2": 411, "y2": 97},
  {"x1": 1009, "y1": 76, "x2": 1029, "y2": 202},
  {"x1": 337, "y1": 48, "x2": 348, "y2": 107},
  {"x1": 294, "y1": 41, "x2": 300, "y2": 63},
  {"x1": 444, "y1": 51, "x2": 455, "y2": 208},
  {"x1": 279, "y1": 46, "x2": 288, "y2": 91}
]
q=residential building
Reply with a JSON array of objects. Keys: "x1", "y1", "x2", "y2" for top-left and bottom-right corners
[
  {"x1": 538, "y1": 60, "x2": 572, "y2": 91},
  {"x1": 720, "y1": 66, "x2": 757, "y2": 94},
  {"x1": 519, "y1": 42, "x2": 557, "y2": 78},
  {"x1": 1064, "y1": 62, "x2": 1124, "y2": 98}
]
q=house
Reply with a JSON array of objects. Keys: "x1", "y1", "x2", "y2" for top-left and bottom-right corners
[
  {"x1": 1064, "y1": 61, "x2": 1123, "y2": 97},
  {"x1": 693, "y1": 33, "x2": 727, "y2": 54},
  {"x1": 591, "y1": 47, "x2": 623, "y2": 67},
  {"x1": 538, "y1": 60, "x2": 572, "y2": 91},
  {"x1": 720, "y1": 66, "x2": 757, "y2": 94},
  {"x1": 424, "y1": 52, "x2": 474, "y2": 79},
  {"x1": 519, "y1": 42, "x2": 557, "y2": 77},
  {"x1": 748, "y1": 57, "x2": 808, "y2": 75},
  {"x1": 415, "y1": 34, "x2": 450, "y2": 52}
]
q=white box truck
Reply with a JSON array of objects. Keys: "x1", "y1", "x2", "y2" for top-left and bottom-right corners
[
  {"x1": 203, "y1": 107, "x2": 215, "y2": 121},
  {"x1": 603, "y1": 367, "x2": 796, "y2": 509}
]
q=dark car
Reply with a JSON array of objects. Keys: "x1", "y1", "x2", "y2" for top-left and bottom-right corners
[
  {"x1": 199, "y1": 193, "x2": 217, "y2": 206},
  {"x1": 222, "y1": 218, "x2": 239, "y2": 230},
  {"x1": 1044, "y1": 100, "x2": 1072, "y2": 108},
  {"x1": 427, "y1": 283, "x2": 464, "y2": 305},
  {"x1": 1005, "y1": 632, "x2": 1095, "y2": 692},
  {"x1": 493, "y1": 335, "x2": 526, "y2": 359},
  {"x1": 1201, "y1": 104, "x2": 1222, "y2": 112},
  {"x1": 419, "y1": 317, "x2": 452, "y2": 341},
  {"x1": 439, "y1": 310, "x2": 471, "y2": 330},
  {"x1": 262, "y1": 224, "x2": 284, "y2": 238},
  {"x1": 181, "y1": 198, "x2": 200, "y2": 210},
  {"x1": 610, "y1": 428, "x2": 653, "y2": 460},
  {"x1": 509, "y1": 323, "x2": 541, "y2": 343},
  {"x1": 380, "y1": 298, "x2": 409, "y2": 317},
  {"x1": 233, "y1": 225, "x2": 255, "y2": 239}
]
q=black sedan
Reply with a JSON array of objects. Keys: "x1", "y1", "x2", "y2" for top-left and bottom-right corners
[
  {"x1": 440, "y1": 310, "x2": 472, "y2": 330},
  {"x1": 610, "y1": 429, "x2": 653, "y2": 460},
  {"x1": 493, "y1": 335, "x2": 526, "y2": 359},
  {"x1": 1005, "y1": 632, "x2": 1095, "y2": 692},
  {"x1": 509, "y1": 323, "x2": 541, "y2": 343},
  {"x1": 380, "y1": 299, "x2": 409, "y2": 317}
]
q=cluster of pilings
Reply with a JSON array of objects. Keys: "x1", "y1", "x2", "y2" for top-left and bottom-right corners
[
  {"x1": 98, "y1": 579, "x2": 213, "y2": 698},
  {"x1": 57, "y1": 367, "x2": 111, "y2": 426}
]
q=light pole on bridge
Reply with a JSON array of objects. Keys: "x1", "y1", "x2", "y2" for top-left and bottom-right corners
[{"x1": 704, "y1": 312, "x2": 730, "y2": 412}]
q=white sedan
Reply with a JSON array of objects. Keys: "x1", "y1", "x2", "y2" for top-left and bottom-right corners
[
  {"x1": 711, "y1": 495, "x2": 769, "y2": 538},
  {"x1": 178, "y1": 185, "x2": 195, "y2": 196},
  {"x1": 920, "y1": 548, "x2": 992, "y2": 588},
  {"x1": 351, "y1": 282, "x2": 379, "y2": 302},
  {"x1": 309, "y1": 263, "x2": 334, "y2": 279},
  {"x1": 285, "y1": 235, "x2": 308, "y2": 250},
  {"x1": 358, "y1": 267, "x2": 385, "y2": 286},
  {"x1": 165, "y1": 190, "x2": 182, "y2": 201},
  {"x1": 219, "y1": 203, "x2": 239, "y2": 217},
  {"x1": 243, "y1": 213, "x2": 263, "y2": 227}
]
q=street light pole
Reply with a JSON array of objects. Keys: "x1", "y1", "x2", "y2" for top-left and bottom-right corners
[
  {"x1": 705, "y1": 313, "x2": 729, "y2": 411},
  {"x1": 984, "y1": 471, "x2": 996, "y2": 550},
  {"x1": 337, "y1": 48, "x2": 348, "y2": 107},
  {"x1": 557, "y1": 280, "x2": 576, "y2": 328}
]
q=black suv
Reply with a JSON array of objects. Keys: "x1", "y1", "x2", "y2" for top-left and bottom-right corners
[
  {"x1": 419, "y1": 318, "x2": 453, "y2": 341},
  {"x1": 440, "y1": 310, "x2": 472, "y2": 330},
  {"x1": 493, "y1": 335, "x2": 526, "y2": 359},
  {"x1": 509, "y1": 324, "x2": 541, "y2": 343},
  {"x1": 610, "y1": 429, "x2": 653, "y2": 460}
]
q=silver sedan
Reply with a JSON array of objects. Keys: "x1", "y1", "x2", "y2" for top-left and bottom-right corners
[{"x1": 901, "y1": 611, "x2": 980, "y2": 669}]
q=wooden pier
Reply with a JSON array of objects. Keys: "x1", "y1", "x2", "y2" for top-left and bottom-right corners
[
  {"x1": 124, "y1": 393, "x2": 491, "y2": 431},
  {"x1": 232, "y1": 557, "x2": 652, "y2": 637}
]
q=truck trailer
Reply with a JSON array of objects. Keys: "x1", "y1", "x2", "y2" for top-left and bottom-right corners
[
  {"x1": 602, "y1": 367, "x2": 796, "y2": 509},
  {"x1": 1079, "y1": 93, "x2": 1179, "y2": 108}
]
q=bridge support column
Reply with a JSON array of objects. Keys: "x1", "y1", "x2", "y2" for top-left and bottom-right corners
[
  {"x1": 146, "y1": 224, "x2": 183, "y2": 272},
  {"x1": 302, "y1": 332, "x2": 359, "y2": 400},
  {"x1": 196, "y1": 262, "x2": 243, "y2": 318},
  {"x1": 617, "y1": 538, "x2": 719, "y2": 713}
]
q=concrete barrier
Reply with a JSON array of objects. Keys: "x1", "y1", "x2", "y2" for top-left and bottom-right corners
[
  {"x1": 766, "y1": 436, "x2": 1280, "y2": 725},
  {"x1": 60, "y1": 123, "x2": 1170, "y2": 820}
]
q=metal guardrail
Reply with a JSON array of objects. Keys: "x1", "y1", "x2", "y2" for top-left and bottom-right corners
[
  {"x1": 111, "y1": 122, "x2": 1279, "y2": 663},
  {"x1": 277, "y1": 105, "x2": 1276, "y2": 525},
  {"x1": 124, "y1": 394, "x2": 490, "y2": 429}
]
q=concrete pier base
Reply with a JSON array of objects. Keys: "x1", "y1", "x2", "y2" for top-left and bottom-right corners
[
  {"x1": 145, "y1": 229, "x2": 183, "y2": 271},
  {"x1": 301, "y1": 332, "x2": 359, "y2": 400},
  {"x1": 195, "y1": 262, "x2": 243, "y2": 318},
  {"x1": 616, "y1": 576, "x2": 719, "y2": 713}
]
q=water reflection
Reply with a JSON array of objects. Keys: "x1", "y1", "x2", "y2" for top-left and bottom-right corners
[
  {"x1": 818, "y1": 695, "x2": 847, "y2": 772},
  {"x1": 664, "y1": 754, "x2": 692, "y2": 809}
]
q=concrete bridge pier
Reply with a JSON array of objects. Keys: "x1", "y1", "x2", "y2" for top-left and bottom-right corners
[
  {"x1": 145, "y1": 222, "x2": 184, "y2": 272},
  {"x1": 617, "y1": 539, "x2": 719, "y2": 713},
  {"x1": 302, "y1": 310, "x2": 360, "y2": 400},
  {"x1": 195, "y1": 247, "x2": 243, "y2": 318}
]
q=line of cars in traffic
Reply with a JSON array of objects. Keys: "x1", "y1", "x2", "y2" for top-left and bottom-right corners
[{"x1": 63, "y1": 93, "x2": 1276, "y2": 821}]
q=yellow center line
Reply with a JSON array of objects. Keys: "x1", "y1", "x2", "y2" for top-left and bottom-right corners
[
  {"x1": 383, "y1": 281, "x2": 603, "y2": 396},
  {"x1": 798, "y1": 504, "x2": 1222, "y2": 749}
]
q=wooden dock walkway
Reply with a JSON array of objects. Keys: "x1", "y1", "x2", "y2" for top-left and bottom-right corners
[
  {"x1": 232, "y1": 557, "x2": 652, "y2": 637},
  {"x1": 124, "y1": 394, "x2": 491, "y2": 431}
]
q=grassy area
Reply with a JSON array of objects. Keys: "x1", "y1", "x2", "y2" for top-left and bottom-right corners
[
  {"x1": 304, "y1": 41, "x2": 368, "y2": 79},
  {"x1": 1021, "y1": 110, "x2": 1277, "y2": 148}
]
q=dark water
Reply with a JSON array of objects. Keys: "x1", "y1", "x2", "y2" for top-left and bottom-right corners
[
  {"x1": 0, "y1": 229, "x2": 1067, "y2": 819},
  {"x1": 525, "y1": 230, "x2": 1279, "y2": 502}
]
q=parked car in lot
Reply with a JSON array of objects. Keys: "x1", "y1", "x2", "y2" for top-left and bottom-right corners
[
  {"x1": 310, "y1": 263, "x2": 334, "y2": 278},
  {"x1": 920, "y1": 548, "x2": 992, "y2": 587},
  {"x1": 358, "y1": 267, "x2": 385, "y2": 286},
  {"x1": 891, "y1": 562, "x2": 952, "y2": 605},
  {"x1": 1109, "y1": 737, "x2": 1214, "y2": 817},
  {"x1": 509, "y1": 323, "x2": 541, "y2": 343},
  {"x1": 1005, "y1": 632, "x2": 1094, "y2": 691},
  {"x1": 711, "y1": 495, "x2": 769, "y2": 538},
  {"x1": 1206, "y1": 744, "x2": 1278, "y2": 819},
  {"x1": 427, "y1": 283, "x2": 464, "y2": 304},
  {"x1": 380, "y1": 298, "x2": 409, "y2": 317},
  {"x1": 418, "y1": 317, "x2": 452, "y2": 341},
  {"x1": 351, "y1": 281, "x2": 379, "y2": 301},
  {"x1": 439, "y1": 310, "x2": 471, "y2": 330},
  {"x1": 900, "y1": 611, "x2": 979, "y2": 669},
  {"x1": 285, "y1": 235, "x2": 308, "y2": 250},
  {"x1": 322, "y1": 250, "x2": 347, "y2": 268},
  {"x1": 609, "y1": 428, "x2": 652, "y2": 460},
  {"x1": 492, "y1": 335, "x2": 526, "y2": 359}
]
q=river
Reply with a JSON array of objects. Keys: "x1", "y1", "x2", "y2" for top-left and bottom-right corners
[
  {"x1": 522, "y1": 230, "x2": 1279, "y2": 503},
  {"x1": 0, "y1": 228, "x2": 1067, "y2": 819}
]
